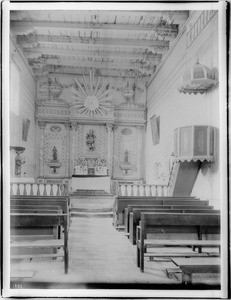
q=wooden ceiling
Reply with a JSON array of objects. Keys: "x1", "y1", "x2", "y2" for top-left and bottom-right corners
[{"x1": 10, "y1": 10, "x2": 189, "y2": 79}]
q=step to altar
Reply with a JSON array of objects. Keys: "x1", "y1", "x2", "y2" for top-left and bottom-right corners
[
  {"x1": 71, "y1": 211, "x2": 113, "y2": 218},
  {"x1": 70, "y1": 191, "x2": 115, "y2": 218}
]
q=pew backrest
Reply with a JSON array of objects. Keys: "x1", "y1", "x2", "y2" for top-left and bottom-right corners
[
  {"x1": 10, "y1": 198, "x2": 69, "y2": 214},
  {"x1": 141, "y1": 212, "x2": 220, "y2": 237},
  {"x1": 11, "y1": 209, "x2": 63, "y2": 214},
  {"x1": 11, "y1": 213, "x2": 67, "y2": 227},
  {"x1": 116, "y1": 199, "x2": 209, "y2": 213},
  {"x1": 115, "y1": 198, "x2": 209, "y2": 226},
  {"x1": 11, "y1": 205, "x2": 62, "y2": 211},
  {"x1": 129, "y1": 209, "x2": 219, "y2": 244},
  {"x1": 124, "y1": 204, "x2": 213, "y2": 227}
]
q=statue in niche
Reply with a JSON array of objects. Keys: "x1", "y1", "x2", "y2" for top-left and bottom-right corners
[
  {"x1": 120, "y1": 149, "x2": 136, "y2": 175},
  {"x1": 52, "y1": 146, "x2": 58, "y2": 161},
  {"x1": 15, "y1": 153, "x2": 25, "y2": 176},
  {"x1": 48, "y1": 146, "x2": 62, "y2": 174},
  {"x1": 86, "y1": 129, "x2": 96, "y2": 151}
]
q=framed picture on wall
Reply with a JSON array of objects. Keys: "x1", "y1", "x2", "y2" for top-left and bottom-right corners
[
  {"x1": 22, "y1": 118, "x2": 30, "y2": 141},
  {"x1": 150, "y1": 115, "x2": 160, "y2": 145}
]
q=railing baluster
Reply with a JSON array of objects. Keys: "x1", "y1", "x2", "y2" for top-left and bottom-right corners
[
  {"x1": 23, "y1": 183, "x2": 27, "y2": 195},
  {"x1": 37, "y1": 184, "x2": 40, "y2": 196},
  {"x1": 56, "y1": 184, "x2": 60, "y2": 196},
  {"x1": 17, "y1": 184, "x2": 20, "y2": 195},
  {"x1": 157, "y1": 186, "x2": 161, "y2": 196},
  {"x1": 131, "y1": 185, "x2": 134, "y2": 196},
  {"x1": 133, "y1": 184, "x2": 138, "y2": 196},
  {"x1": 120, "y1": 184, "x2": 124, "y2": 196},
  {"x1": 44, "y1": 184, "x2": 47, "y2": 196},
  {"x1": 50, "y1": 184, "x2": 54, "y2": 196},
  {"x1": 163, "y1": 186, "x2": 168, "y2": 196},
  {"x1": 30, "y1": 184, "x2": 33, "y2": 195}
]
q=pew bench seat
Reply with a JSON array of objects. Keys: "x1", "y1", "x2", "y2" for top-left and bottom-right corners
[
  {"x1": 167, "y1": 257, "x2": 220, "y2": 284},
  {"x1": 137, "y1": 238, "x2": 220, "y2": 249},
  {"x1": 11, "y1": 239, "x2": 64, "y2": 248}
]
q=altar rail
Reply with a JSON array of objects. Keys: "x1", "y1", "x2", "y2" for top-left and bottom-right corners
[
  {"x1": 117, "y1": 183, "x2": 168, "y2": 197},
  {"x1": 10, "y1": 183, "x2": 68, "y2": 196}
]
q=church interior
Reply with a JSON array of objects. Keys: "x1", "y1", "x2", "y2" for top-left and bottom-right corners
[{"x1": 5, "y1": 3, "x2": 228, "y2": 297}]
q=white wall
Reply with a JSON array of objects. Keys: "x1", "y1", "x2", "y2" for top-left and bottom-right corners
[
  {"x1": 10, "y1": 37, "x2": 36, "y2": 179},
  {"x1": 146, "y1": 11, "x2": 220, "y2": 208}
]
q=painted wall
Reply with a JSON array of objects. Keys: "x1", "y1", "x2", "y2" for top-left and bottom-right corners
[
  {"x1": 113, "y1": 125, "x2": 144, "y2": 180},
  {"x1": 146, "y1": 11, "x2": 220, "y2": 208},
  {"x1": 10, "y1": 37, "x2": 36, "y2": 180}
]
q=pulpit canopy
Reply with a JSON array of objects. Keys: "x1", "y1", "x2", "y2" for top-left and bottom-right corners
[{"x1": 178, "y1": 59, "x2": 218, "y2": 95}]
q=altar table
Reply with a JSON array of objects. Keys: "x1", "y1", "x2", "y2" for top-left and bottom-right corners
[{"x1": 71, "y1": 175, "x2": 111, "y2": 192}]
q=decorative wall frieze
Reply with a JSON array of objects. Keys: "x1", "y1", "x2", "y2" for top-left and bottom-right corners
[
  {"x1": 36, "y1": 100, "x2": 146, "y2": 126},
  {"x1": 187, "y1": 10, "x2": 217, "y2": 48},
  {"x1": 114, "y1": 106, "x2": 146, "y2": 126},
  {"x1": 36, "y1": 103, "x2": 70, "y2": 121}
]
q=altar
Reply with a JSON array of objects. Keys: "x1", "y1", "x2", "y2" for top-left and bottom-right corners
[
  {"x1": 71, "y1": 175, "x2": 111, "y2": 192},
  {"x1": 71, "y1": 156, "x2": 111, "y2": 192}
]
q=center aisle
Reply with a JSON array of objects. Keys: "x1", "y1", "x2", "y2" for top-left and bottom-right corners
[{"x1": 68, "y1": 217, "x2": 178, "y2": 285}]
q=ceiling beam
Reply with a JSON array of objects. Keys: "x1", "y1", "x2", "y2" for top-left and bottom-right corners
[
  {"x1": 17, "y1": 34, "x2": 169, "y2": 50},
  {"x1": 11, "y1": 20, "x2": 178, "y2": 36},
  {"x1": 11, "y1": 10, "x2": 189, "y2": 23},
  {"x1": 29, "y1": 57, "x2": 156, "y2": 70},
  {"x1": 24, "y1": 47, "x2": 162, "y2": 63},
  {"x1": 33, "y1": 65, "x2": 148, "y2": 79}
]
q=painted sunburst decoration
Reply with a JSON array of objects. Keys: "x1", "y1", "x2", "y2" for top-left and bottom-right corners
[{"x1": 71, "y1": 69, "x2": 113, "y2": 116}]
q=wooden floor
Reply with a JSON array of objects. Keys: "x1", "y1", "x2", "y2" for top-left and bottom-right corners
[
  {"x1": 11, "y1": 216, "x2": 220, "y2": 289},
  {"x1": 10, "y1": 216, "x2": 182, "y2": 288}
]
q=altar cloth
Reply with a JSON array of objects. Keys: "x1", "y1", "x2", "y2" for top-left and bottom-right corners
[{"x1": 71, "y1": 176, "x2": 111, "y2": 192}]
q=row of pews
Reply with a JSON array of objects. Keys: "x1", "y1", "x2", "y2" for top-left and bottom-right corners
[
  {"x1": 113, "y1": 196, "x2": 220, "y2": 285},
  {"x1": 10, "y1": 195, "x2": 70, "y2": 274}
]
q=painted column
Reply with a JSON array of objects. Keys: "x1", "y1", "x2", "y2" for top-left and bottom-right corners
[
  {"x1": 106, "y1": 123, "x2": 114, "y2": 176},
  {"x1": 76, "y1": 124, "x2": 84, "y2": 161},
  {"x1": 38, "y1": 120, "x2": 46, "y2": 178},
  {"x1": 64, "y1": 122, "x2": 71, "y2": 178},
  {"x1": 136, "y1": 125, "x2": 144, "y2": 181},
  {"x1": 70, "y1": 122, "x2": 78, "y2": 176}
]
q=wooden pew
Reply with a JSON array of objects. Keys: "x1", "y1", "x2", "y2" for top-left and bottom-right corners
[
  {"x1": 11, "y1": 213, "x2": 69, "y2": 274},
  {"x1": 10, "y1": 203, "x2": 66, "y2": 240},
  {"x1": 124, "y1": 204, "x2": 214, "y2": 236},
  {"x1": 129, "y1": 208, "x2": 219, "y2": 245},
  {"x1": 10, "y1": 197, "x2": 69, "y2": 216},
  {"x1": 136, "y1": 213, "x2": 220, "y2": 272},
  {"x1": 11, "y1": 205, "x2": 62, "y2": 211},
  {"x1": 114, "y1": 197, "x2": 209, "y2": 228},
  {"x1": 11, "y1": 209, "x2": 62, "y2": 214},
  {"x1": 10, "y1": 195, "x2": 70, "y2": 205}
]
